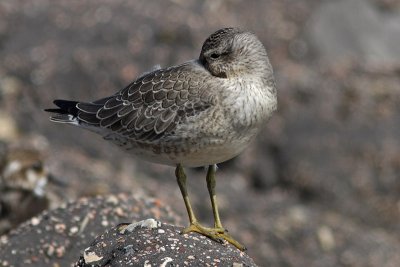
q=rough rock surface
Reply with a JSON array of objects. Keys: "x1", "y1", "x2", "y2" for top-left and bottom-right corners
[
  {"x1": 0, "y1": 194, "x2": 180, "y2": 267},
  {"x1": 75, "y1": 218, "x2": 256, "y2": 267}
]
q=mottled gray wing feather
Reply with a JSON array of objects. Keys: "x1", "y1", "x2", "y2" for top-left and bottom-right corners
[{"x1": 76, "y1": 64, "x2": 213, "y2": 142}]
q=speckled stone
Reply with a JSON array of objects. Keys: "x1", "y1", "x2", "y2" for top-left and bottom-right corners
[
  {"x1": 0, "y1": 193, "x2": 180, "y2": 267},
  {"x1": 75, "y1": 219, "x2": 257, "y2": 267}
]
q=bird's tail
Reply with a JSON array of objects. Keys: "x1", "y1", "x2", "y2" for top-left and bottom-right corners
[
  {"x1": 44, "y1": 100, "x2": 80, "y2": 125},
  {"x1": 45, "y1": 97, "x2": 112, "y2": 127}
]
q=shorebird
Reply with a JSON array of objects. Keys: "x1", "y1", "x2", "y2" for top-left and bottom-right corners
[{"x1": 45, "y1": 27, "x2": 277, "y2": 250}]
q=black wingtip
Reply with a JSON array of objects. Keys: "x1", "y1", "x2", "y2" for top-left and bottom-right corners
[
  {"x1": 44, "y1": 108, "x2": 68, "y2": 114},
  {"x1": 44, "y1": 99, "x2": 79, "y2": 116}
]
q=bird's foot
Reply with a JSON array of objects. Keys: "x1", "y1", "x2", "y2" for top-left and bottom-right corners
[{"x1": 181, "y1": 222, "x2": 246, "y2": 251}]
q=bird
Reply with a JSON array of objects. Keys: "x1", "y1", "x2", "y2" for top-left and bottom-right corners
[{"x1": 45, "y1": 27, "x2": 277, "y2": 250}]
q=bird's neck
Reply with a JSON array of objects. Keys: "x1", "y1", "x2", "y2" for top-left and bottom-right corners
[{"x1": 220, "y1": 76, "x2": 277, "y2": 134}]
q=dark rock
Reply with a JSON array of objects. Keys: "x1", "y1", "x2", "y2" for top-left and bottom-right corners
[
  {"x1": 0, "y1": 141, "x2": 54, "y2": 235},
  {"x1": 0, "y1": 194, "x2": 180, "y2": 267},
  {"x1": 75, "y1": 218, "x2": 257, "y2": 267}
]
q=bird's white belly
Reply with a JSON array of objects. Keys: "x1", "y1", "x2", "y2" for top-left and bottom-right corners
[
  {"x1": 175, "y1": 137, "x2": 252, "y2": 167},
  {"x1": 103, "y1": 129, "x2": 256, "y2": 167}
]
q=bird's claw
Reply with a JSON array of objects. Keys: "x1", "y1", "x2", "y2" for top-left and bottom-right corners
[{"x1": 181, "y1": 222, "x2": 246, "y2": 251}]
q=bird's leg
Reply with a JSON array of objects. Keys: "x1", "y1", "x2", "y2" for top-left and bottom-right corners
[
  {"x1": 175, "y1": 164, "x2": 246, "y2": 251},
  {"x1": 206, "y1": 164, "x2": 224, "y2": 230},
  {"x1": 205, "y1": 164, "x2": 246, "y2": 251},
  {"x1": 175, "y1": 163, "x2": 197, "y2": 224},
  {"x1": 175, "y1": 164, "x2": 225, "y2": 243}
]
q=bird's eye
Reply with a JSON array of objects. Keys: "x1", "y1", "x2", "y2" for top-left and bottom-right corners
[{"x1": 210, "y1": 53, "x2": 220, "y2": 59}]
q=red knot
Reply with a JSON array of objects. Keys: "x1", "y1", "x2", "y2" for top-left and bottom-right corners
[{"x1": 45, "y1": 28, "x2": 277, "y2": 250}]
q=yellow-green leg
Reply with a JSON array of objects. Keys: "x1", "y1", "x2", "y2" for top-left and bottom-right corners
[
  {"x1": 175, "y1": 163, "x2": 198, "y2": 224},
  {"x1": 206, "y1": 164, "x2": 224, "y2": 229},
  {"x1": 175, "y1": 164, "x2": 246, "y2": 251},
  {"x1": 206, "y1": 164, "x2": 246, "y2": 250}
]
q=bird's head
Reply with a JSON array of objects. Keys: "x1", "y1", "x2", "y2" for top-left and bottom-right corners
[{"x1": 199, "y1": 28, "x2": 272, "y2": 79}]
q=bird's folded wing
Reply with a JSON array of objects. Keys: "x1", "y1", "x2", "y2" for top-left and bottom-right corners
[{"x1": 76, "y1": 63, "x2": 214, "y2": 142}]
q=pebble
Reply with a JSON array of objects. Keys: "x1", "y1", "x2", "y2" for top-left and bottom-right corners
[
  {"x1": 31, "y1": 217, "x2": 40, "y2": 226},
  {"x1": 54, "y1": 223, "x2": 66, "y2": 233},
  {"x1": 69, "y1": 226, "x2": 79, "y2": 235},
  {"x1": 317, "y1": 226, "x2": 336, "y2": 251}
]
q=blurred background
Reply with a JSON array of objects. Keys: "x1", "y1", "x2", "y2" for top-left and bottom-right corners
[{"x1": 0, "y1": 0, "x2": 399, "y2": 266}]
